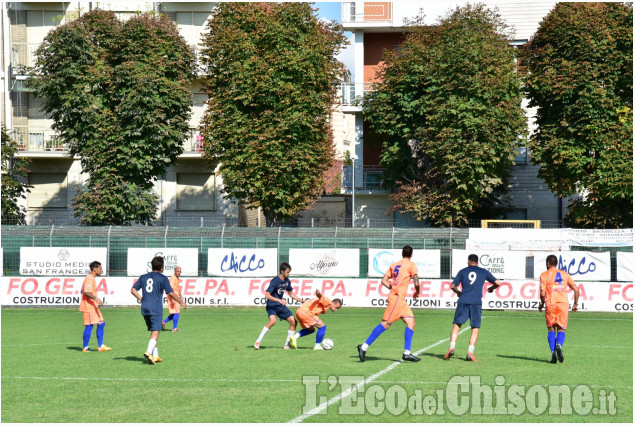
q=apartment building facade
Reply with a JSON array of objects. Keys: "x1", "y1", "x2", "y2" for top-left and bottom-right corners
[
  {"x1": 1, "y1": 1, "x2": 241, "y2": 226},
  {"x1": 338, "y1": 1, "x2": 569, "y2": 226}
]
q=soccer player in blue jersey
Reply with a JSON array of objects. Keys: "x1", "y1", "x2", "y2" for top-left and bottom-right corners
[
  {"x1": 444, "y1": 254, "x2": 501, "y2": 362},
  {"x1": 254, "y1": 262, "x2": 303, "y2": 350},
  {"x1": 131, "y1": 256, "x2": 187, "y2": 365}
]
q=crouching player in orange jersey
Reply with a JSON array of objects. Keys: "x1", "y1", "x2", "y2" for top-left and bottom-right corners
[
  {"x1": 539, "y1": 254, "x2": 579, "y2": 364},
  {"x1": 289, "y1": 290, "x2": 342, "y2": 350}
]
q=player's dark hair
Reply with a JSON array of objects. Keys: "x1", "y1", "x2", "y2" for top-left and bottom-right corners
[
  {"x1": 332, "y1": 298, "x2": 343, "y2": 306},
  {"x1": 402, "y1": 245, "x2": 413, "y2": 258},
  {"x1": 89, "y1": 261, "x2": 101, "y2": 271},
  {"x1": 546, "y1": 255, "x2": 558, "y2": 267},
  {"x1": 468, "y1": 254, "x2": 479, "y2": 264},
  {"x1": 151, "y1": 256, "x2": 164, "y2": 271},
  {"x1": 280, "y1": 262, "x2": 291, "y2": 273}
]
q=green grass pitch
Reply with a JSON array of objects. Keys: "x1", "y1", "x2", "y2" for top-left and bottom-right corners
[{"x1": 1, "y1": 307, "x2": 632, "y2": 422}]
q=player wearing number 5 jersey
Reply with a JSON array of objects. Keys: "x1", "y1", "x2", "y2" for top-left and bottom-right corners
[
  {"x1": 131, "y1": 256, "x2": 186, "y2": 365},
  {"x1": 358, "y1": 246, "x2": 421, "y2": 363},
  {"x1": 539, "y1": 255, "x2": 579, "y2": 364},
  {"x1": 444, "y1": 254, "x2": 501, "y2": 362}
]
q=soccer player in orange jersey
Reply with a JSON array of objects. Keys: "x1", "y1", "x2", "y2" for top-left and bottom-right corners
[
  {"x1": 358, "y1": 245, "x2": 420, "y2": 362},
  {"x1": 539, "y1": 254, "x2": 579, "y2": 363},
  {"x1": 79, "y1": 261, "x2": 111, "y2": 352},
  {"x1": 162, "y1": 266, "x2": 183, "y2": 332},
  {"x1": 288, "y1": 289, "x2": 342, "y2": 350}
]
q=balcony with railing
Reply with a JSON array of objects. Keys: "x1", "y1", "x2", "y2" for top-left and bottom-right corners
[
  {"x1": 340, "y1": 82, "x2": 374, "y2": 111},
  {"x1": 341, "y1": 164, "x2": 387, "y2": 192},
  {"x1": 342, "y1": 2, "x2": 393, "y2": 24},
  {"x1": 11, "y1": 42, "x2": 40, "y2": 71},
  {"x1": 12, "y1": 127, "x2": 204, "y2": 155}
]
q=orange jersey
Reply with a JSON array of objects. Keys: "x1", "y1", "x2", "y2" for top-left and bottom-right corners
[
  {"x1": 300, "y1": 296, "x2": 331, "y2": 316},
  {"x1": 540, "y1": 268, "x2": 575, "y2": 306},
  {"x1": 166, "y1": 275, "x2": 181, "y2": 311},
  {"x1": 79, "y1": 274, "x2": 99, "y2": 313},
  {"x1": 385, "y1": 258, "x2": 418, "y2": 298}
]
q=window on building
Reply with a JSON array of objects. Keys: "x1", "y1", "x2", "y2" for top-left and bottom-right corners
[
  {"x1": 27, "y1": 173, "x2": 67, "y2": 208},
  {"x1": 176, "y1": 173, "x2": 215, "y2": 210}
]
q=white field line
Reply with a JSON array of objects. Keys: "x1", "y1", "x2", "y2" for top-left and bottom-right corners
[{"x1": 288, "y1": 327, "x2": 471, "y2": 423}]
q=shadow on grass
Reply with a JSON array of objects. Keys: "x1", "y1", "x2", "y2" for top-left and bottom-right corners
[
  {"x1": 113, "y1": 356, "x2": 152, "y2": 364},
  {"x1": 497, "y1": 354, "x2": 552, "y2": 363},
  {"x1": 67, "y1": 346, "x2": 84, "y2": 352}
]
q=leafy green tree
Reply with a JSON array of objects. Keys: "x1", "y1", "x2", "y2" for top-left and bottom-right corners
[
  {"x1": 27, "y1": 10, "x2": 196, "y2": 225},
  {"x1": 520, "y1": 3, "x2": 633, "y2": 228},
  {"x1": 363, "y1": 4, "x2": 526, "y2": 226},
  {"x1": 1, "y1": 127, "x2": 31, "y2": 225},
  {"x1": 200, "y1": 2, "x2": 346, "y2": 225}
]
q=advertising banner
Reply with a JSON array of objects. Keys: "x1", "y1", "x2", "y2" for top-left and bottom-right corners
[
  {"x1": 288, "y1": 249, "x2": 360, "y2": 277},
  {"x1": 451, "y1": 249, "x2": 526, "y2": 280},
  {"x1": 207, "y1": 248, "x2": 278, "y2": 277},
  {"x1": 127, "y1": 248, "x2": 198, "y2": 276},
  {"x1": 533, "y1": 251, "x2": 611, "y2": 281},
  {"x1": 616, "y1": 252, "x2": 633, "y2": 282},
  {"x1": 19, "y1": 247, "x2": 107, "y2": 276},
  {"x1": 1, "y1": 276, "x2": 631, "y2": 312},
  {"x1": 467, "y1": 228, "x2": 633, "y2": 251},
  {"x1": 367, "y1": 249, "x2": 441, "y2": 278}
]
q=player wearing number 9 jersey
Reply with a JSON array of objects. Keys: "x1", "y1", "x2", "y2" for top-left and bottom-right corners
[
  {"x1": 539, "y1": 254, "x2": 579, "y2": 364},
  {"x1": 444, "y1": 254, "x2": 501, "y2": 362},
  {"x1": 131, "y1": 256, "x2": 186, "y2": 365}
]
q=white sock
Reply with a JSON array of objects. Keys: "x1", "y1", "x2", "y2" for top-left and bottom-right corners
[
  {"x1": 468, "y1": 345, "x2": 475, "y2": 354},
  {"x1": 450, "y1": 341, "x2": 456, "y2": 350},
  {"x1": 361, "y1": 343, "x2": 369, "y2": 351},
  {"x1": 152, "y1": 346, "x2": 159, "y2": 358},
  {"x1": 285, "y1": 330, "x2": 294, "y2": 345},
  {"x1": 256, "y1": 326, "x2": 270, "y2": 343},
  {"x1": 404, "y1": 349, "x2": 411, "y2": 355},
  {"x1": 147, "y1": 338, "x2": 157, "y2": 354}
]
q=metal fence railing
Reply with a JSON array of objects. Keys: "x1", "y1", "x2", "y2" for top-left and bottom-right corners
[{"x1": 2, "y1": 225, "x2": 630, "y2": 280}]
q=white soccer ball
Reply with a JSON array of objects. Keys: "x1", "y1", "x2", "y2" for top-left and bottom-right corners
[{"x1": 321, "y1": 338, "x2": 334, "y2": 350}]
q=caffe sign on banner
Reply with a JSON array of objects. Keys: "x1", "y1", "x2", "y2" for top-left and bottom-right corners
[
  {"x1": 127, "y1": 248, "x2": 198, "y2": 276},
  {"x1": 533, "y1": 251, "x2": 611, "y2": 281},
  {"x1": 452, "y1": 249, "x2": 526, "y2": 279},
  {"x1": 20, "y1": 247, "x2": 107, "y2": 276},
  {"x1": 367, "y1": 249, "x2": 441, "y2": 278},
  {"x1": 207, "y1": 248, "x2": 278, "y2": 277},
  {"x1": 289, "y1": 249, "x2": 360, "y2": 277}
]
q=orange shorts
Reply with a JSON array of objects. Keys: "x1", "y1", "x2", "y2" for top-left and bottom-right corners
[
  {"x1": 167, "y1": 298, "x2": 181, "y2": 314},
  {"x1": 82, "y1": 310, "x2": 104, "y2": 326},
  {"x1": 382, "y1": 294, "x2": 413, "y2": 324},
  {"x1": 545, "y1": 303, "x2": 569, "y2": 329},
  {"x1": 296, "y1": 308, "x2": 322, "y2": 329}
]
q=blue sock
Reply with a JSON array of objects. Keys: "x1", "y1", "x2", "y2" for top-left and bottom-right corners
[
  {"x1": 83, "y1": 325, "x2": 93, "y2": 348},
  {"x1": 404, "y1": 327, "x2": 414, "y2": 352},
  {"x1": 316, "y1": 326, "x2": 326, "y2": 344},
  {"x1": 173, "y1": 314, "x2": 180, "y2": 329},
  {"x1": 298, "y1": 328, "x2": 314, "y2": 337},
  {"x1": 96, "y1": 322, "x2": 105, "y2": 347},
  {"x1": 548, "y1": 331, "x2": 556, "y2": 351},
  {"x1": 365, "y1": 323, "x2": 387, "y2": 346},
  {"x1": 556, "y1": 331, "x2": 565, "y2": 347},
  {"x1": 163, "y1": 314, "x2": 174, "y2": 324}
]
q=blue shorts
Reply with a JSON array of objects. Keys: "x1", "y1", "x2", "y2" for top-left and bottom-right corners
[
  {"x1": 144, "y1": 314, "x2": 163, "y2": 332},
  {"x1": 453, "y1": 303, "x2": 482, "y2": 328},
  {"x1": 266, "y1": 303, "x2": 293, "y2": 320}
]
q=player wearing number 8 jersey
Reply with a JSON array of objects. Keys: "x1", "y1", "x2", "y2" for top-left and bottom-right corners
[
  {"x1": 444, "y1": 254, "x2": 501, "y2": 362},
  {"x1": 131, "y1": 256, "x2": 186, "y2": 365},
  {"x1": 539, "y1": 255, "x2": 579, "y2": 364}
]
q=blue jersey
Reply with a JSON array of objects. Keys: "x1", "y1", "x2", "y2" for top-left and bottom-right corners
[
  {"x1": 265, "y1": 276, "x2": 293, "y2": 306},
  {"x1": 133, "y1": 271, "x2": 173, "y2": 315},
  {"x1": 453, "y1": 266, "x2": 497, "y2": 305}
]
